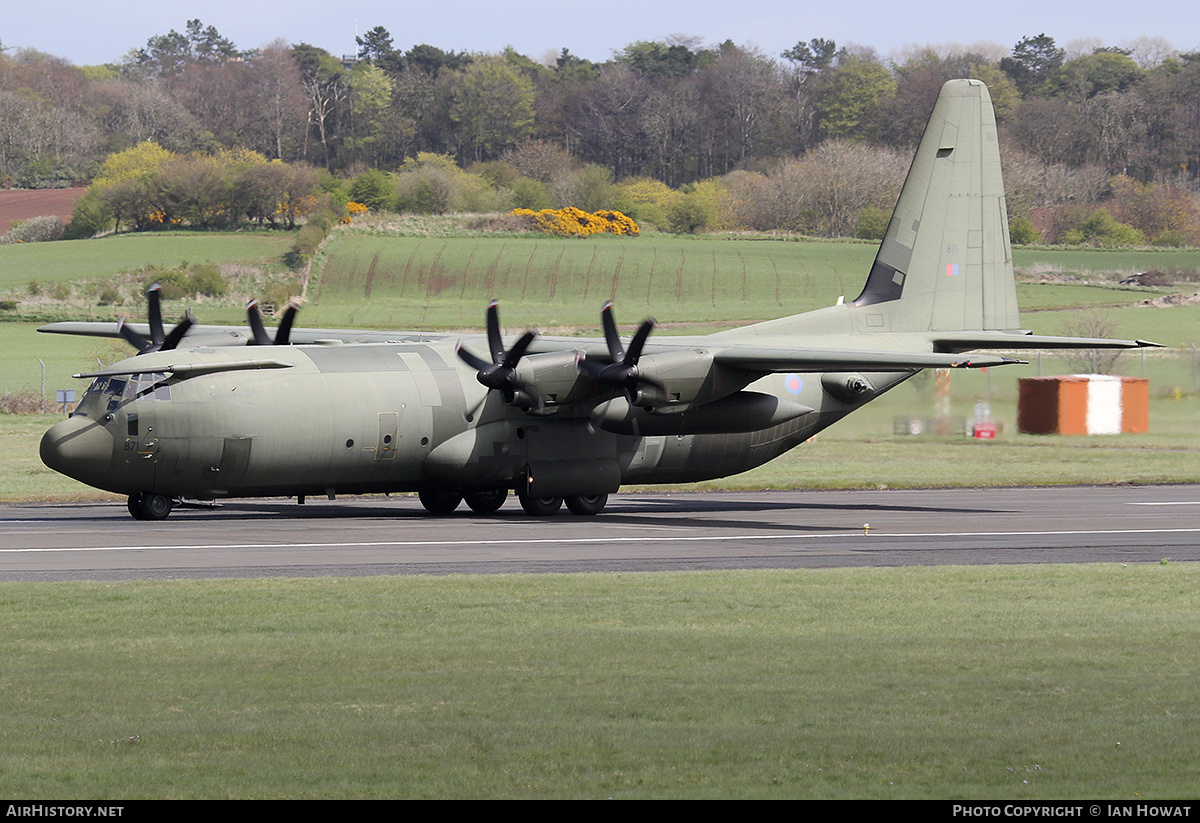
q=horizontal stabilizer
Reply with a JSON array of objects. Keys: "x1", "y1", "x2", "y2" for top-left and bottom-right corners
[
  {"x1": 713, "y1": 347, "x2": 1021, "y2": 372},
  {"x1": 932, "y1": 331, "x2": 1162, "y2": 352}
]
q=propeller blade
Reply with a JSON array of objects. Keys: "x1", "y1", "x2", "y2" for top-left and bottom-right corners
[
  {"x1": 460, "y1": 302, "x2": 538, "y2": 405},
  {"x1": 118, "y1": 286, "x2": 197, "y2": 355},
  {"x1": 246, "y1": 300, "x2": 272, "y2": 346},
  {"x1": 275, "y1": 301, "x2": 300, "y2": 345},
  {"x1": 580, "y1": 303, "x2": 658, "y2": 396},
  {"x1": 625, "y1": 318, "x2": 657, "y2": 364},
  {"x1": 246, "y1": 298, "x2": 301, "y2": 345},
  {"x1": 455, "y1": 341, "x2": 492, "y2": 373},
  {"x1": 600, "y1": 301, "x2": 624, "y2": 363},
  {"x1": 485, "y1": 300, "x2": 504, "y2": 364},
  {"x1": 503, "y1": 331, "x2": 537, "y2": 370},
  {"x1": 117, "y1": 318, "x2": 153, "y2": 353},
  {"x1": 146, "y1": 284, "x2": 165, "y2": 346},
  {"x1": 159, "y1": 311, "x2": 195, "y2": 351}
]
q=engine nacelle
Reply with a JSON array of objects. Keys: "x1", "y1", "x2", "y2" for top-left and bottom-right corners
[
  {"x1": 633, "y1": 349, "x2": 755, "y2": 411},
  {"x1": 509, "y1": 350, "x2": 589, "y2": 412},
  {"x1": 591, "y1": 391, "x2": 813, "y2": 436}
]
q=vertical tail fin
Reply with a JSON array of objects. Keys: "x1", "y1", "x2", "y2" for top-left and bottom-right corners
[{"x1": 853, "y1": 79, "x2": 1019, "y2": 333}]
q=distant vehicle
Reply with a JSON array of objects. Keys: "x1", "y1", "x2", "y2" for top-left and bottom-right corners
[{"x1": 39, "y1": 80, "x2": 1152, "y2": 520}]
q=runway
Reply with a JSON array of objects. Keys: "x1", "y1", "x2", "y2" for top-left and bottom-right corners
[{"x1": 2, "y1": 485, "x2": 1198, "y2": 581}]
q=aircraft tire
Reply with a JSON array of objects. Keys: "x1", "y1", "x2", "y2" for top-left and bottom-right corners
[
  {"x1": 565, "y1": 493, "x2": 608, "y2": 516},
  {"x1": 130, "y1": 492, "x2": 173, "y2": 521},
  {"x1": 418, "y1": 487, "x2": 462, "y2": 515},
  {"x1": 518, "y1": 490, "x2": 562, "y2": 516},
  {"x1": 464, "y1": 488, "x2": 508, "y2": 514}
]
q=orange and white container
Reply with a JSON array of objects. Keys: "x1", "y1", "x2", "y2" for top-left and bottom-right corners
[{"x1": 1017, "y1": 375, "x2": 1148, "y2": 435}]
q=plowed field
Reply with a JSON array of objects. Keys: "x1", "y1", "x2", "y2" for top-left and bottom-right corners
[{"x1": 0, "y1": 188, "x2": 86, "y2": 234}]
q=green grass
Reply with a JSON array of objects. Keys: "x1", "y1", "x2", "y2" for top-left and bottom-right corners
[
  {"x1": 0, "y1": 231, "x2": 294, "y2": 290},
  {"x1": 307, "y1": 231, "x2": 1200, "y2": 345},
  {"x1": 1012, "y1": 245, "x2": 1200, "y2": 276},
  {"x1": 0, "y1": 323, "x2": 129, "y2": 405},
  {"x1": 1, "y1": 566, "x2": 1196, "y2": 799},
  {"x1": 309, "y1": 231, "x2": 878, "y2": 330}
]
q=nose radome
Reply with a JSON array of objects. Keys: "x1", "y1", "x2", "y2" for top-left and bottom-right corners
[{"x1": 41, "y1": 416, "x2": 114, "y2": 486}]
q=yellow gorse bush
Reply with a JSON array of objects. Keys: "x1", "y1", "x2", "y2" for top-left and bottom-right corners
[{"x1": 511, "y1": 207, "x2": 639, "y2": 237}]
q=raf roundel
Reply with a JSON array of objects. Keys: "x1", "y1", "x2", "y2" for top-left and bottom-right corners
[{"x1": 784, "y1": 374, "x2": 804, "y2": 395}]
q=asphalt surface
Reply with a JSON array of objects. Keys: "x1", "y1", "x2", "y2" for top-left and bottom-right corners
[{"x1": 2, "y1": 485, "x2": 1198, "y2": 581}]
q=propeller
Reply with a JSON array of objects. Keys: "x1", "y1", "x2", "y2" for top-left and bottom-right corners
[
  {"x1": 118, "y1": 283, "x2": 195, "y2": 354},
  {"x1": 578, "y1": 301, "x2": 662, "y2": 400},
  {"x1": 455, "y1": 301, "x2": 538, "y2": 404},
  {"x1": 247, "y1": 299, "x2": 300, "y2": 345}
]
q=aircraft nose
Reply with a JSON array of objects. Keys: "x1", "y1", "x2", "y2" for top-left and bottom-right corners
[{"x1": 41, "y1": 415, "x2": 114, "y2": 485}]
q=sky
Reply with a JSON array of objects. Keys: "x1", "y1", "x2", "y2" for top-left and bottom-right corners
[{"x1": 5, "y1": 0, "x2": 1198, "y2": 67}]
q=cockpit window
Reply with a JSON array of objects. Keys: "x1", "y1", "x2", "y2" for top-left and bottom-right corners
[{"x1": 80, "y1": 373, "x2": 171, "y2": 413}]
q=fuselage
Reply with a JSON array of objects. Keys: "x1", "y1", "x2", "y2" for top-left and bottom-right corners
[{"x1": 40, "y1": 340, "x2": 909, "y2": 503}]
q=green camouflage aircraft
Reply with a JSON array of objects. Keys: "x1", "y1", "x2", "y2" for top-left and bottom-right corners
[{"x1": 39, "y1": 80, "x2": 1152, "y2": 520}]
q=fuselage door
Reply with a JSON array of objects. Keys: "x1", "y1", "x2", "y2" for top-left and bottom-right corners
[
  {"x1": 215, "y1": 437, "x2": 253, "y2": 491},
  {"x1": 375, "y1": 411, "x2": 399, "y2": 460}
]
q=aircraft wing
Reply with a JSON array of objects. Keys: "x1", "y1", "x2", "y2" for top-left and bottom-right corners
[
  {"x1": 72, "y1": 359, "x2": 295, "y2": 380},
  {"x1": 37, "y1": 321, "x2": 452, "y2": 346}
]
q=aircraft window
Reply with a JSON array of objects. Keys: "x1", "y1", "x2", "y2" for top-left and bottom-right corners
[
  {"x1": 107, "y1": 378, "x2": 127, "y2": 397},
  {"x1": 86, "y1": 377, "x2": 109, "y2": 395}
]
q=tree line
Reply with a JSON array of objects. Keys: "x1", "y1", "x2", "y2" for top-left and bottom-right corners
[{"x1": 3, "y1": 21, "x2": 1199, "y2": 244}]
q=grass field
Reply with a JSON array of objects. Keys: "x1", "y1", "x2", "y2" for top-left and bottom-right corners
[
  {"x1": 0, "y1": 231, "x2": 294, "y2": 289},
  {"x1": 3, "y1": 227, "x2": 1200, "y2": 799},
  {"x1": 309, "y1": 232, "x2": 874, "y2": 330},
  {"x1": 308, "y1": 230, "x2": 1200, "y2": 338},
  {"x1": 2, "y1": 566, "x2": 1197, "y2": 799}
]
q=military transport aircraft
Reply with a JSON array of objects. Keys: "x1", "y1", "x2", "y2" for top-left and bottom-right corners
[{"x1": 39, "y1": 80, "x2": 1153, "y2": 520}]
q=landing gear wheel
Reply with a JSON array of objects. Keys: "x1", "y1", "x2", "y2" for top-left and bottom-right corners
[
  {"x1": 129, "y1": 492, "x2": 173, "y2": 521},
  {"x1": 565, "y1": 493, "x2": 608, "y2": 516},
  {"x1": 464, "y1": 488, "x2": 508, "y2": 514},
  {"x1": 419, "y1": 488, "x2": 462, "y2": 515},
  {"x1": 518, "y1": 490, "x2": 563, "y2": 516}
]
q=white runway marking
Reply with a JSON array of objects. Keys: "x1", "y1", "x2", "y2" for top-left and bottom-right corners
[
  {"x1": 1127, "y1": 501, "x2": 1200, "y2": 506},
  {"x1": 4, "y1": 527, "x2": 1200, "y2": 554}
]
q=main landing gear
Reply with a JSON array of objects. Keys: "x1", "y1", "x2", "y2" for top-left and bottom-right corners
[
  {"x1": 127, "y1": 491, "x2": 174, "y2": 521},
  {"x1": 516, "y1": 489, "x2": 609, "y2": 516},
  {"x1": 417, "y1": 487, "x2": 609, "y2": 516}
]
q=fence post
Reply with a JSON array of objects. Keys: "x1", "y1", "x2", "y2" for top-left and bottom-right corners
[{"x1": 1192, "y1": 343, "x2": 1198, "y2": 393}]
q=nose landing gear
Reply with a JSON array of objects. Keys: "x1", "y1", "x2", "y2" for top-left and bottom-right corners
[{"x1": 128, "y1": 492, "x2": 174, "y2": 521}]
